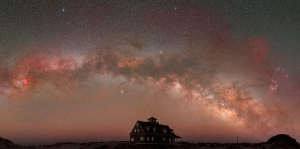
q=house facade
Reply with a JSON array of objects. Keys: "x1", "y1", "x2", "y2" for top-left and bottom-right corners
[{"x1": 129, "y1": 117, "x2": 181, "y2": 145}]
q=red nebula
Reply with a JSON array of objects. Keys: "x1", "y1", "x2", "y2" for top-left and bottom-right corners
[
  {"x1": 22, "y1": 76, "x2": 34, "y2": 86},
  {"x1": 243, "y1": 37, "x2": 271, "y2": 63}
]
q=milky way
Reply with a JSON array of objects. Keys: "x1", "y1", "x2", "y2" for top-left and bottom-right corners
[{"x1": 0, "y1": 0, "x2": 300, "y2": 145}]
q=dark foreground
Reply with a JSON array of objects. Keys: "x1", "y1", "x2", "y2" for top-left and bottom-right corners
[{"x1": 1, "y1": 134, "x2": 299, "y2": 149}]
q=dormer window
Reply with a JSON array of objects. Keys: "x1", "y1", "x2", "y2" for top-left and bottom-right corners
[
  {"x1": 145, "y1": 126, "x2": 150, "y2": 131},
  {"x1": 152, "y1": 127, "x2": 156, "y2": 132},
  {"x1": 136, "y1": 123, "x2": 138, "y2": 126},
  {"x1": 162, "y1": 128, "x2": 167, "y2": 133}
]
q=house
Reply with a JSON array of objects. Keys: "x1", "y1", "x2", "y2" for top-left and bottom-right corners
[{"x1": 129, "y1": 117, "x2": 181, "y2": 145}]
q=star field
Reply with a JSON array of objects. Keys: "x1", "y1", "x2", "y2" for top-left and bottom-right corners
[{"x1": 0, "y1": 0, "x2": 300, "y2": 146}]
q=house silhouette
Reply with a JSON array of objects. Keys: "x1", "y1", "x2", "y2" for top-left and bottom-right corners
[{"x1": 129, "y1": 117, "x2": 181, "y2": 145}]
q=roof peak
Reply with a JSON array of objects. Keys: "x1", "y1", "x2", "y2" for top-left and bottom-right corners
[
  {"x1": 147, "y1": 117, "x2": 158, "y2": 124},
  {"x1": 148, "y1": 117, "x2": 157, "y2": 120},
  {"x1": 137, "y1": 120, "x2": 167, "y2": 126}
]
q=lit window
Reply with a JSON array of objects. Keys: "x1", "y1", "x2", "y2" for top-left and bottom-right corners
[
  {"x1": 131, "y1": 138, "x2": 134, "y2": 141},
  {"x1": 152, "y1": 137, "x2": 154, "y2": 141},
  {"x1": 147, "y1": 137, "x2": 149, "y2": 141},
  {"x1": 163, "y1": 138, "x2": 165, "y2": 141},
  {"x1": 140, "y1": 137, "x2": 144, "y2": 141}
]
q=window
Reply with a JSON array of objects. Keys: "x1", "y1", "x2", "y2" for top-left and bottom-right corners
[
  {"x1": 137, "y1": 129, "x2": 139, "y2": 132},
  {"x1": 145, "y1": 126, "x2": 150, "y2": 131},
  {"x1": 131, "y1": 138, "x2": 134, "y2": 141},
  {"x1": 153, "y1": 127, "x2": 156, "y2": 132},
  {"x1": 134, "y1": 129, "x2": 136, "y2": 132},
  {"x1": 163, "y1": 138, "x2": 165, "y2": 141},
  {"x1": 136, "y1": 123, "x2": 138, "y2": 126},
  {"x1": 163, "y1": 128, "x2": 167, "y2": 133},
  {"x1": 152, "y1": 137, "x2": 154, "y2": 141},
  {"x1": 147, "y1": 137, "x2": 149, "y2": 141},
  {"x1": 140, "y1": 137, "x2": 144, "y2": 141}
]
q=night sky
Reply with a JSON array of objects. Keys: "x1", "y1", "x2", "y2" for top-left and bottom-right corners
[{"x1": 1, "y1": 0, "x2": 300, "y2": 146}]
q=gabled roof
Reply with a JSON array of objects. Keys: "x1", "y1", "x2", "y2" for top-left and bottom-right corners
[
  {"x1": 132, "y1": 120, "x2": 181, "y2": 138},
  {"x1": 137, "y1": 121, "x2": 170, "y2": 134}
]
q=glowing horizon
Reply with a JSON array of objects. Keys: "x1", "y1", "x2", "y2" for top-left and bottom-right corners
[{"x1": 0, "y1": 0, "x2": 299, "y2": 146}]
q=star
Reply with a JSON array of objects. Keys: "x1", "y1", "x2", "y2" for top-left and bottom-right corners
[{"x1": 1, "y1": 0, "x2": 300, "y2": 145}]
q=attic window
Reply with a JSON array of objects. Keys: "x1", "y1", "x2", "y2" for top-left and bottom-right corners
[
  {"x1": 136, "y1": 123, "x2": 138, "y2": 126},
  {"x1": 145, "y1": 126, "x2": 150, "y2": 131},
  {"x1": 163, "y1": 128, "x2": 167, "y2": 133},
  {"x1": 153, "y1": 127, "x2": 156, "y2": 132}
]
